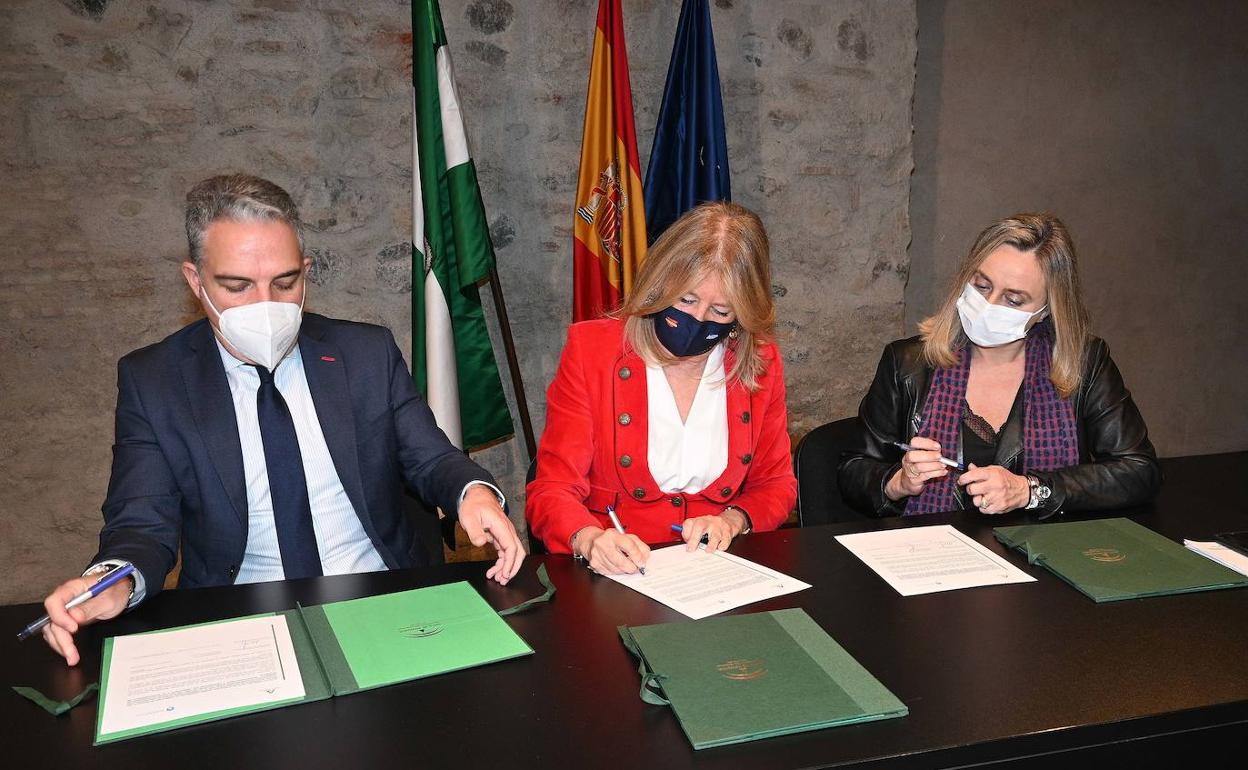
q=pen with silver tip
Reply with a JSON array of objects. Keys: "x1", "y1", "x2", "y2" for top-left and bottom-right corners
[
  {"x1": 892, "y1": 441, "x2": 967, "y2": 473},
  {"x1": 16, "y1": 563, "x2": 135, "y2": 642},
  {"x1": 606, "y1": 505, "x2": 645, "y2": 575}
]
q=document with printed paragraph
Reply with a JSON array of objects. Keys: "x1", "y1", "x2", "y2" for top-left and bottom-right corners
[
  {"x1": 605, "y1": 546, "x2": 811, "y2": 619},
  {"x1": 97, "y1": 614, "x2": 305, "y2": 741},
  {"x1": 836, "y1": 524, "x2": 1035, "y2": 596}
]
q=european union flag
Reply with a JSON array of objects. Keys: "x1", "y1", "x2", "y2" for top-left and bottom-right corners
[{"x1": 643, "y1": 0, "x2": 730, "y2": 245}]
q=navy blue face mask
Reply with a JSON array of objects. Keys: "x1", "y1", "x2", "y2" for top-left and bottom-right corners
[{"x1": 652, "y1": 306, "x2": 736, "y2": 358}]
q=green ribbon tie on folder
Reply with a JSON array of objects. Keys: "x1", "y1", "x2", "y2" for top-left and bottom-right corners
[
  {"x1": 618, "y1": 625, "x2": 671, "y2": 705},
  {"x1": 498, "y1": 564, "x2": 556, "y2": 616},
  {"x1": 12, "y1": 682, "x2": 99, "y2": 716}
]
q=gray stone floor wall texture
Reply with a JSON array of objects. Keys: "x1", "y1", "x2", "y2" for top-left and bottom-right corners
[{"x1": 0, "y1": 0, "x2": 917, "y2": 603}]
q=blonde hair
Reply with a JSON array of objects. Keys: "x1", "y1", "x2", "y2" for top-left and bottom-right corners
[
  {"x1": 918, "y1": 213, "x2": 1091, "y2": 398},
  {"x1": 617, "y1": 202, "x2": 775, "y2": 390}
]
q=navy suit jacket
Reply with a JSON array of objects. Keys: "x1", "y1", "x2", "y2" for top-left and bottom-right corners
[{"x1": 92, "y1": 313, "x2": 495, "y2": 597}]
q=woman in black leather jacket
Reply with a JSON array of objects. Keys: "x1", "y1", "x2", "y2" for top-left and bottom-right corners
[{"x1": 838, "y1": 213, "x2": 1160, "y2": 518}]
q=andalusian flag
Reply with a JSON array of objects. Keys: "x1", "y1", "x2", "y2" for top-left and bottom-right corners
[
  {"x1": 411, "y1": 0, "x2": 512, "y2": 450},
  {"x1": 572, "y1": 0, "x2": 648, "y2": 322}
]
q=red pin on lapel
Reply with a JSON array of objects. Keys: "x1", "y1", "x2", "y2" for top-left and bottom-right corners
[{"x1": 320, "y1": 356, "x2": 337, "y2": 362}]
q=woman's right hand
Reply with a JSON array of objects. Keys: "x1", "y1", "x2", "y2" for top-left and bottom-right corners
[
  {"x1": 885, "y1": 436, "x2": 950, "y2": 500},
  {"x1": 573, "y1": 527, "x2": 651, "y2": 575}
]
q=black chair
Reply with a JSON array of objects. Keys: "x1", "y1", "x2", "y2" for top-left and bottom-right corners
[
  {"x1": 793, "y1": 417, "x2": 872, "y2": 526},
  {"x1": 525, "y1": 456, "x2": 548, "y2": 554}
]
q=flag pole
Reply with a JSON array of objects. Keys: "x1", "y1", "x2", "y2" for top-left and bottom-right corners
[{"x1": 485, "y1": 268, "x2": 537, "y2": 462}]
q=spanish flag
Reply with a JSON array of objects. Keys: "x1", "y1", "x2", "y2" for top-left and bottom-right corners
[{"x1": 572, "y1": 0, "x2": 648, "y2": 322}]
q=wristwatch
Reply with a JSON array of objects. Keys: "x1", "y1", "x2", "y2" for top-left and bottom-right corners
[{"x1": 1025, "y1": 476, "x2": 1052, "y2": 510}]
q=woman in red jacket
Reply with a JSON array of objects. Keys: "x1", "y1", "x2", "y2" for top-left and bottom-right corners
[{"x1": 526, "y1": 202, "x2": 796, "y2": 574}]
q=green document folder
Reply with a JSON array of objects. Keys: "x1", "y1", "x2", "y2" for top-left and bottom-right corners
[
  {"x1": 994, "y1": 517, "x2": 1248, "y2": 603},
  {"x1": 619, "y1": 609, "x2": 907, "y2": 749},
  {"x1": 95, "y1": 581, "x2": 533, "y2": 744}
]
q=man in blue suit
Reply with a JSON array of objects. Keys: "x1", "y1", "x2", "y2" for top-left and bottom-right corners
[{"x1": 41, "y1": 174, "x2": 524, "y2": 665}]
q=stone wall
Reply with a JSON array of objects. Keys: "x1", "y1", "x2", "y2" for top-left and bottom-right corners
[{"x1": 0, "y1": 0, "x2": 916, "y2": 603}]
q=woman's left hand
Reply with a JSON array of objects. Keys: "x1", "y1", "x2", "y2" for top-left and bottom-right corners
[
  {"x1": 680, "y1": 510, "x2": 746, "y2": 553},
  {"x1": 956, "y1": 464, "x2": 1030, "y2": 514}
]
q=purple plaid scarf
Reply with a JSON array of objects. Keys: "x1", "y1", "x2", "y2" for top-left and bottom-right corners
[{"x1": 905, "y1": 322, "x2": 1078, "y2": 515}]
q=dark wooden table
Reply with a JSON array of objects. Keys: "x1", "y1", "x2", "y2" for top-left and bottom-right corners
[{"x1": 5, "y1": 453, "x2": 1247, "y2": 768}]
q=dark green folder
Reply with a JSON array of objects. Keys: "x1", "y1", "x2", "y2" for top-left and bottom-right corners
[
  {"x1": 994, "y1": 517, "x2": 1248, "y2": 603},
  {"x1": 95, "y1": 581, "x2": 533, "y2": 744},
  {"x1": 619, "y1": 609, "x2": 907, "y2": 749}
]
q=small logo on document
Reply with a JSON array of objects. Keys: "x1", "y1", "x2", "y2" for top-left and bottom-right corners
[
  {"x1": 1082, "y1": 547, "x2": 1126, "y2": 563},
  {"x1": 399, "y1": 622, "x2": 444, "y2": 638},
  {"x1": 716, "y1": 658, "x2": 768, "y2": 681}
]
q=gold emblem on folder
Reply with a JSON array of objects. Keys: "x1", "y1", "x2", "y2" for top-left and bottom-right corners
[
  {"x1": 716, "y1": 658, "x2": 768, "y2": 681},
  {"x1": 1082, "y1": 547, "x2": 1126, "y2": 563}
]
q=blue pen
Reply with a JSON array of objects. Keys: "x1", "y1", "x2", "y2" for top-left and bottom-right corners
[
  {"x1": 669, "y1": 523, "x2": 711, "y2": 546},
  {"x1": 606, "y1": 506, "x2": 645, "y2": 575},
  {"x1": 892, "y1": 441, "x2": 967, "y2": 473},
  {"x1": 16, "y1": 563, "x2": 135, "y2": 642}
]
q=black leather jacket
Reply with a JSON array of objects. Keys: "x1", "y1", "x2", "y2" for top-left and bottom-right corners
[{"x1": 838, "y1": 336, "x2": 1161, "y2": 518}]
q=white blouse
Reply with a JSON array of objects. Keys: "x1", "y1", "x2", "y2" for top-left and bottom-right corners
[{"x1": 646, "y1": 343, "x2": 730, "y2": 494}]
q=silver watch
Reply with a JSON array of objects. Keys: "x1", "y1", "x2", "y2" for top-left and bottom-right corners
[{"x1": 1025, "y1": 476, "x2": 1052, "y2": 510}]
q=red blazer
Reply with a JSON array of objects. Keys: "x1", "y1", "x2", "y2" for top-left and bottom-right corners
[{"x1": 526, "y1": 318, "x2": 796, "y2": 553}]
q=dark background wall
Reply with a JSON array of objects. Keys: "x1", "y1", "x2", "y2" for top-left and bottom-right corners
[{"x1": 909, "y1": 0, "x2": 1248, "y2": 457}]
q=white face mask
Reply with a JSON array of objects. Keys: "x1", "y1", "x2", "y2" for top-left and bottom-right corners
[
  {"x1": 956, "y1": 282, "x2": 1046, "y2": 347},
  {"x1": 200, "y1": 280, "x2": 304, "y2": 370}
]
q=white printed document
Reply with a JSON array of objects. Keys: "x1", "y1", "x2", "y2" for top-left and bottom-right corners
[
  {"x1": 836, "y1": 524, "x2": 1036, "y2": 596},
  {"x1": 98, "y1": 614, "x2": 305, "y2": 738},
  {"x1": 1184, "y1": 540, "x2": 1248, "y2": 577},
  {"x1": 604, "y1": 545, "x2": 811, "y2": 619}
]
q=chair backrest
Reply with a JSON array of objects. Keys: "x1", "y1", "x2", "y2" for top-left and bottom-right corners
[
  {"x1": 525, "y1": 456, "x2": 548, "y2": 554},
  {"x1": 793, "y1": 417, "x2": 871, "y2": 527}
]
